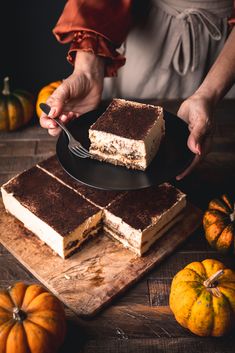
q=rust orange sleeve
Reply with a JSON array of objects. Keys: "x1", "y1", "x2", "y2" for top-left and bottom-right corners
[{"x1": 53, "y1": 0, "x2": 132, "y2": 76}]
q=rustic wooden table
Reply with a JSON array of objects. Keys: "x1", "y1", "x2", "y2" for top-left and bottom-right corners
[{"x1": 0, "y1": 100, "x2": 235, "y2": 353}]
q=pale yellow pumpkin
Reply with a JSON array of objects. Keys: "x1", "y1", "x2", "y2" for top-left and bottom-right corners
[{"x1": 170, "y1": 259, "x2": 235, "y2": 336}]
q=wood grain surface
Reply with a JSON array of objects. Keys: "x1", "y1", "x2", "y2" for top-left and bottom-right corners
[
  {"x1": 1, "y1": 100, "x2": 235, "y2": 353},
  {"x1": 0, "y1": 199, "x2": 201, "y2": 317}
]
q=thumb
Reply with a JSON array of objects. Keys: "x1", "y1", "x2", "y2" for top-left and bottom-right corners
[
  {"x1": 187, "y1": 120, "x2": 206, "y2": 155},
  {"x1": 47, "y1": 83, "x2": 70, "y2": 118}
]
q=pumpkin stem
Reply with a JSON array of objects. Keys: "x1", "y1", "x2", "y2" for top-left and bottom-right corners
[
  {"x1": 2, "y1": 77, "x2": 10, "y2": 95},
  {"x1": 230, "y1": 203, "x2": 235, "y2": 222},
  {"x1": 203, "y1": 269, "x2": 224, "y2": 297},
  {"x1": 12, "y1": 307, "x2": 27, "y2": 322}
]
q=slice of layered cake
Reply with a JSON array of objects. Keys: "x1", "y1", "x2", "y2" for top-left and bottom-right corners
[
  {"x1": 103, "y1": 183, "x2": 186, "y2": 256},
  {"x1": 89, "y1": 99, "x2": 165, "y2": 171},
  {"x1": 37, "y1": 155, "x2": 124, "y2": 208},
  {"x1": 1, "y1": 167, "x2": 102, "y2": 258}
]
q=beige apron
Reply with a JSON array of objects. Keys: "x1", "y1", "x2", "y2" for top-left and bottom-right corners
[{"x1": 103, "y1": 0, "x2": 234, "y2": 99}]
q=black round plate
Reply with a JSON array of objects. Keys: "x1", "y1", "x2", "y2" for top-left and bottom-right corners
[{"x1": 56, "y1": 107, "x2": 194, "y2": 190}]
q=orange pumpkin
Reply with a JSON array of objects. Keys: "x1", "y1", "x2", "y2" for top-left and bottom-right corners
[
  {"x1": 36, "y1": 81, "x2": 62, "y2": 118},
  {"x1": 0, "y1": 282, "x2": 66, "y2": 353},
  {"x1": 0, "y1": 77, "x2": 34, "y2": 131},
  {"x1": 203, "y1": 194, "x2": 235, "y2": 253},
  {"x1": 170, "y1": 259, "x2": 235, "y2": 337}
]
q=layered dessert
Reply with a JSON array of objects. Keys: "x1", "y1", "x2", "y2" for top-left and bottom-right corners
[
  {"x1": 37, "y1": 155, "x2": 124, "y2": 208},
  {"x1": 103, "y1": 183, "x2": 186, "y2": 256},
  {"x1": 89, "y1": 99, "x2": 165, "y2": 170},
  {"x1": 1, "y1": 167, "x2": 102, "y2": 258}
]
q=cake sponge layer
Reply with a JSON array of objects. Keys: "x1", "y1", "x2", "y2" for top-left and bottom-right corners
[
  {"x1": 1, "y1": 167, "x2": 102, "y2": 258},
  {"x1": 89, "y1": 99, "x2": 165, "y2": 170},
  {"x1": 104, "y1": 183, "x2": 186, "y2": 255}
]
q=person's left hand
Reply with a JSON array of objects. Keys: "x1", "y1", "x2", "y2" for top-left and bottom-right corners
[{"x1": 176, "y1": 93, "x2": 215, "y2": 180}]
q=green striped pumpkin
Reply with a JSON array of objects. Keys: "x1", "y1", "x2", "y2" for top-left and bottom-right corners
[{"x1": 0, "y1": 77, "x2": 34, "y2": 131}]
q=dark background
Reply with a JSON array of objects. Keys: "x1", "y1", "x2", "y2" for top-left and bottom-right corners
[{"x1": 1, "y1": 1, "x2": 71, "y2": 96}]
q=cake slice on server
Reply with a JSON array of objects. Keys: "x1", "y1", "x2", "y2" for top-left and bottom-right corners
[
  {"x1": 103, "y1": 183, "x2": 186, "y2": 256},
  {"x1": 89, "y1": 99, "x2": 165, "y2": 171},
  {"x1": 1, "y1": 167, "x2": 102, "y2": 259}
]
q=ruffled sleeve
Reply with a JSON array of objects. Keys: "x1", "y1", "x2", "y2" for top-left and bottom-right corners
[
  {"x1": 53, "y1": 0, "x2": 132, "y2": 76},
  {"x1": 67, "y1": 31, "x2": 126, "y2": 77}
]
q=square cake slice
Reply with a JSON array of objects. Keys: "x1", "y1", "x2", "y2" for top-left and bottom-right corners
[
  {"x1": 37, "y1": 155, "x2": 124, "y2": 208},
  {"x1": 89, "y1": 99, "x2": 165, "y2": 170},
  {"x1": 103, "y1": 183, "x2": 186, "y2": 256},
  {"x1": 1, "y1": 167, "x2": 102, "y2": 259}
]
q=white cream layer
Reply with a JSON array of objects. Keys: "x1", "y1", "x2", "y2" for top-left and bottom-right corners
[
  {"x1": 89, "y1": 108, "x2": 165, "y2": 170},
  {"x1": 1, "y1": 187, "x2": 102, "y2": 259},
  {"x1": 103, "y1": 194, "x2": 186, "y2": 256}
]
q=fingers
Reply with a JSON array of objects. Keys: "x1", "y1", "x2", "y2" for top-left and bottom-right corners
[
  {"x1": 60, "y1": 112, "x2": 77, "y2": 124},
  {"x1": 176, "y1": 154, "x2": 201, "y2": 180},
  {"x1": 48, "y1": 127, "x2": 61, "y2": 136},
  {"x1": 176, "y1": 132, "x2": 212, "y2": 180},
  {"x1": 40, "y1": 115, "x2": 61, "y2": 136},
  {"x1": 187, "y1": 122, "x2": 205, "y2": 155},
  {"x1": 40, "y1": 111, "x2": 77, "y2": 137},
  {"x1": 39, "y1": 114, "x2": 57, "y2": 129},
  {"x1": 46, "y1": 82, "x2": 70, "y2": 118},
  {"x1": 188, "y1": 116, "x2": 213, "y2": 155}
]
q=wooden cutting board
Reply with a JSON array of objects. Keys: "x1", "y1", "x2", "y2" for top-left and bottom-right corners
[{"x1": 0, "y1": 199, "x2": 201, "y2": 317}]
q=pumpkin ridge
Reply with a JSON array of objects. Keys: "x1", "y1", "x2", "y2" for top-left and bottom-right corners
[
  {"x1": 0, "y1": 97, "x2": 9, "y2": 130},
  {"x1": 0, "y1": 306, "x2": 13, "y2": 315},
  {"x1": 23, "y1": 319, "x2": 58, "y2": 352},
  {"x1": 21, "y1": 285, "x2": 47, "y2": 311},
  {"x1": 185, "y1": 287, "x2": 207, "y2": 327},
  {"x1": 26, "y1": 317, "x2": 59, "y2": 338},
  {"x1": 218, "y1": 284, "x2": 235, "y2": 292},
  {"x1": 0, "y1": 306, "x2": 12, "y2": 314},
  {"x1": 207, "y1": 221, "x2": 229, "y2": 248},
  {"x1": 24, "y1": 292, "x2": 51, "y2": 313},
  {"x1": 211, "y1": 291, "x2": 232, "y2": 336},
  {"x1": 14, "y1": 95, "x2": 25, "y2": 126},
  {"x1": 204, "y1": 210, "x2": 229, "y2": 224},
  {"x1": 8, "y1": 95, "x2": 24, "y2": 131},
  {"x1": 0, "y1": 321, "x2": 16, "y2": 352},
  {"x1": 201, "y1": 261, "x2": 209, "y2": 279},
  {"x1": 0, "y1": 291, "x2": 15, "y2": 312},
  {"x1": 7, "y1": 283, "x2": 28, "y2": 310},
  {"x1": 209, "y1": 199, "x2": 231, "y2": 214},
  {"x1": 15, "y1": 321, "x2": 32, "y2": 353},
  {"x1": 222, "y1": 195, "x2": 234, "y2": 211},
  {"x1": 213, "y1": 225, "x2": 230, "y2": 248},
  {"x1": 173, "y1": 281, "x2": 204, "y2": 322},
  {"x1": 185, "y1": 268, "x2": 206, "y2": 281},
  {"x1": 219, "y1": 287, "x2": 235, "y2": 316}
]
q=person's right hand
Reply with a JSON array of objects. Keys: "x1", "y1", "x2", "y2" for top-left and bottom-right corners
[{"x1": 40, "y1": 51, "x2": 104, "y2": 136}]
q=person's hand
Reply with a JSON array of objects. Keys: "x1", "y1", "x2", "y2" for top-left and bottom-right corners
[
  {"x1": 176, "y1": 93, "x2": 215, "y2": 180},
  {"x1": 40, "y1": 51, "x2": 104, "y2": 136}
]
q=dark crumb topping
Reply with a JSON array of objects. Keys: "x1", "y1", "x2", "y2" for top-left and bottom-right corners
[
  {"x1": 38, "y1": 155, "x2": 123, "y2": 207},
  {"x1": 3, "y1": 167, "x2": 100, "y2": 236},
  {"x1": 106, "y1": 183, "x2": 185, "y2": 230},
  {"x1": 90, "y1": 99, "x2": 162, "y2": 140}
]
